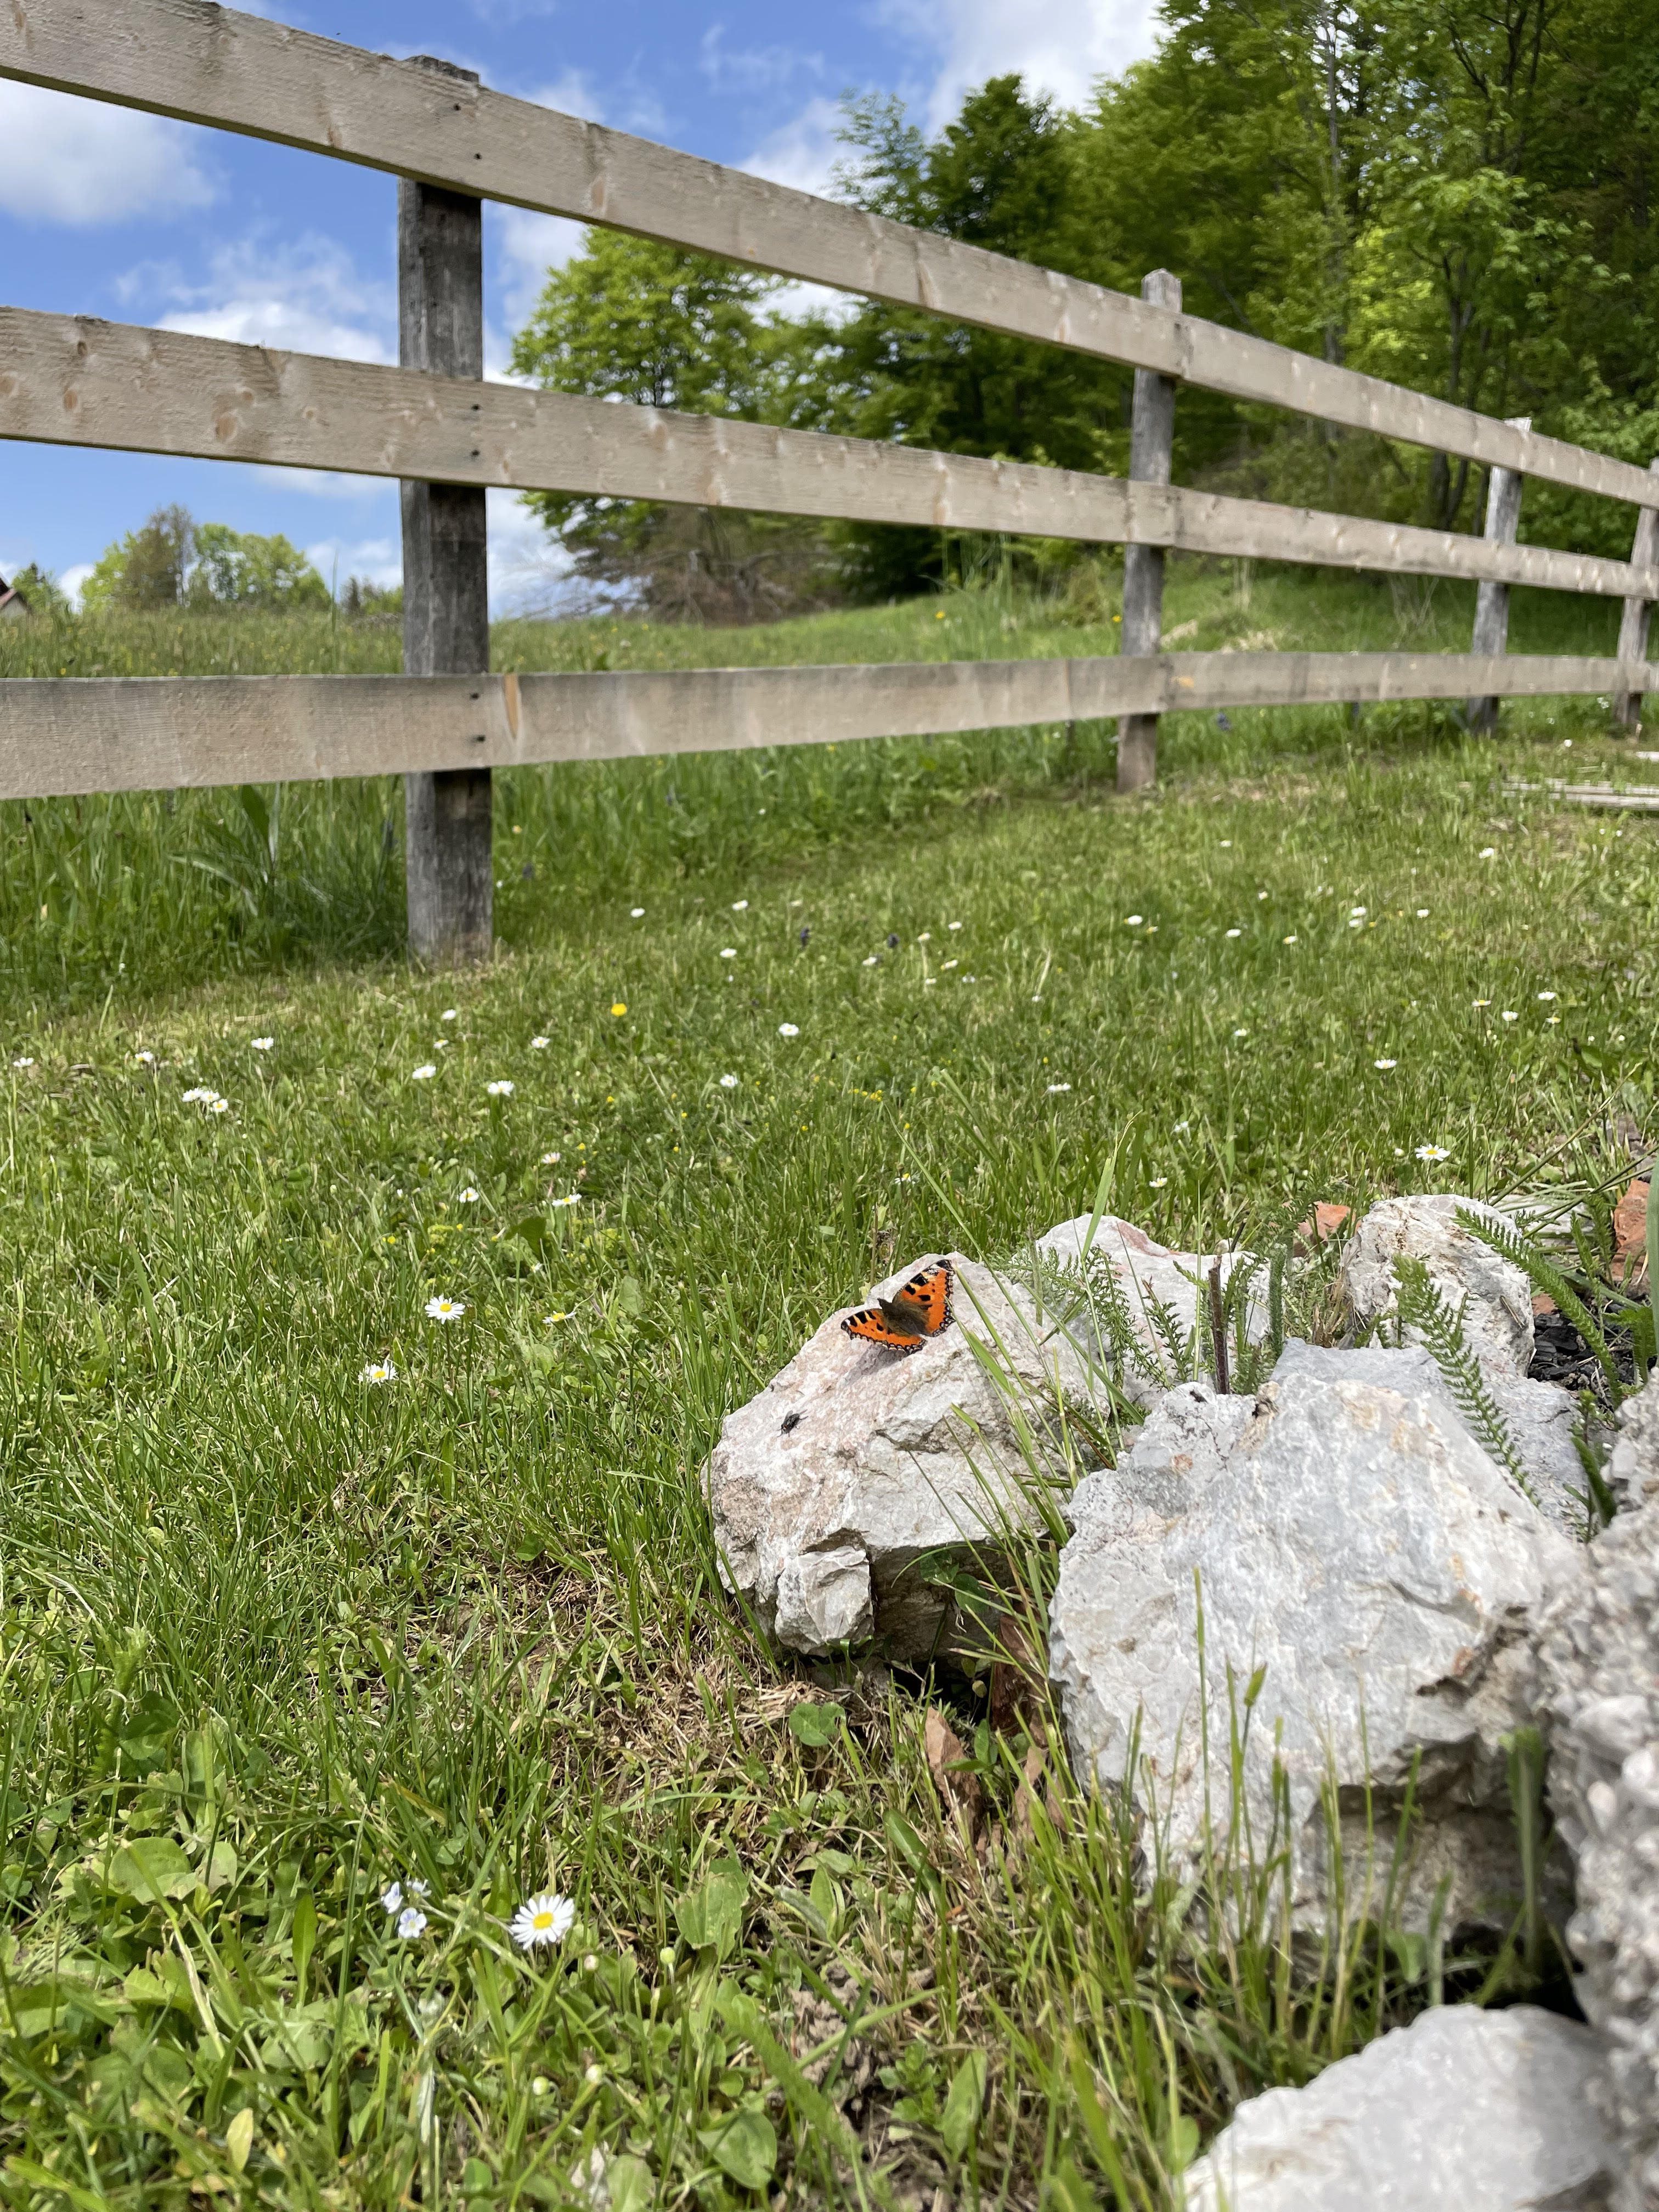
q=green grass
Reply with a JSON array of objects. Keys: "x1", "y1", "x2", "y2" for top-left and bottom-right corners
[{"x1": 0, "y1": 565, "x2": 1655, "y2": 2208}]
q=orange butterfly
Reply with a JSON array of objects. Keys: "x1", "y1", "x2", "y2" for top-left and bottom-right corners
[{"x1": 842, "y1": 1259, "x2": 953, "y2": 1353}]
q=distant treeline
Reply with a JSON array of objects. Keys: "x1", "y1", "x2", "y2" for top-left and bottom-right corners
[
  {"x1": 18, "y1": 507, "x2": 402, "y2": 620},
  {"x1": 510, "y1": 0, "x2": 1656, "y2": 615}
]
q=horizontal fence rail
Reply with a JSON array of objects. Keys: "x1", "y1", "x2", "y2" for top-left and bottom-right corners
[
  {"x1": 5, "y1": 310, "x2": 1656, "y2": 600},
  {"x1": 3, "y1": 0, "x2": 1656, "y2": 514},
  {"x1": 0, "y1": 655, "x2": 1648, "y2": 800}
]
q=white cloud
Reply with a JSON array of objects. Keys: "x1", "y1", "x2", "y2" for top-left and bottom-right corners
[
  {"x1": 524, "y1": 70, "x2": 606, "y2": 122},
  {"x1": 489, "y1": 205, "x2": 586, "y2": 366},
  {"x1": 699, "y1": 30, "x2": 824, "y2": 98},
  {"x1": 744, "y1": 98, "x2": 845, "y2": 199},
  {"x1": 303, "y1": 534, "x2": 401, "y2": 594},
  {"x1": 60, "y1": 563, "x2": 94, "y2": 610},
  {"x1": 878, "y1": 0, "x2": 1163, "y2": 126},
  {"x1": 487, "y1": 487, "x2": 579, "y2": 617},
  {"x1": 124, "y1": 233, "x2": 394, "y2": 364},
  {"x1": 0, "y1": 81, "x2": 217, "y2": 225}
]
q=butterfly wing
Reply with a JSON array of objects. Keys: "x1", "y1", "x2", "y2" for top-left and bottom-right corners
[
  {"x1": 842, "y1": 1260, "x2": 953, "y2": 1354},
  {"x1": 895, "y1": 1260, "x2": 953, "y2": 1334},
  {"x1": 843, "y1": 1302, "x2": 925, "y2": 1351}
]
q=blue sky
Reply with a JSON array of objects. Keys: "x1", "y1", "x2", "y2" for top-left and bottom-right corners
[{"x1": 0, "y1": 0, "x2": 1159, "y2": 611}]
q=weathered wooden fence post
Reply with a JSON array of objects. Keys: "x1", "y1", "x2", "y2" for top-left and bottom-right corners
[
  {"x1": 1613, "y1": 458, "x2": 1659, "y2": 735},
  {"x1": 1465, "y1": 415, "x2": 1530, "y2": 733},
  {"x1": 1117, "y1": 268, "x2": 1182, "y2": 793},
  {"x1": 400, "y1": 58, "x2": 492, "y2": 965}
]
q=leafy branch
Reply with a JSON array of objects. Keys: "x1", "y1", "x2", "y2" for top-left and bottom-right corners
[{"x1": 1392, "y1": 1256, "x2": 1538, "y2": 1507}]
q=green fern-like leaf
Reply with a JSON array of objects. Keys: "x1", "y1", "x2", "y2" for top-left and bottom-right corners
[
  {"x1": 1393, "y1": 1255, "x2": 1539, "y2": 1507},
  {"x1": 1453, "y1": 1205, "x2": 1624, "y2": 1402}
]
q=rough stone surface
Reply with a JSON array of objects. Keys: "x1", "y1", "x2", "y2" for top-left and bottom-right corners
[
  {"x1": 1339, "y1": 1193, "x2": 1534, "y2": 1375},
  {"x1": 1273, "y1": 1339, "x2": 1592, "y2": 1539},
  {"x1": 1051, "y1": 1349, "x2": 1581, "y2": 1932},
  {"x1": 707, "y1": 1253, "x2": 1092, "y2": 1661},
  {"x1": 1184, "y1": 2004, "x2": 1616, "y2": 2211},
  {"x1": 1036, "y1": 1212, "x2": 1267, "y2": 1409},
  {"x1": 1533, "y1": 1487, "x2": 1659, "y2": 2211},
  {"x1": 1609, "y1": 1384, "x2": 1659, "y2": 1513}
]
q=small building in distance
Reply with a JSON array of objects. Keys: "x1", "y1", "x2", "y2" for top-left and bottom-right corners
[{"x1": 0, "y1": 574, "x2": 30, "y2": 618}]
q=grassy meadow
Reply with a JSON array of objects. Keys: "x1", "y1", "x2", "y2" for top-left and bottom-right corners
[{"x1": 1, "y1": 557, "x2": 1656, "y2": 2208}]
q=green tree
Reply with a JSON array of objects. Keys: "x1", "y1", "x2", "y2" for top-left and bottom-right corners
[
  {"x1": 187, "y1": 524, "x2": 329, "y2": 609},
  {"x1": 80, "y1": 504, "x2": 195, "y2": 611},
  {"x1": 510, "y1": 232, "x2": 836, "y2": 618},
  {"x1": 4, "y1": 563, "x2": 68, "y2": 613}
]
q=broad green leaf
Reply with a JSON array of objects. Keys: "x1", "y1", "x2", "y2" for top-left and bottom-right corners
[
  {"x1": 941, "y1": 2051, "x2": 988, "y2": 2158},
  {"x1": 703, "y1": 2107, "x2": 777, "y2": 2191},
  {"x1": 674, "y1": 1858, "x2": 748, "y2": 1959},
  {"x1": 225, "y1": 2106, "x2": 254, "y2": 2172},
  {"x1": 607, "y1": 2155, "x2": 653, "y2": 2212},
  {"x1": 787, "y1": 1701, "x2": 840, "y2": 1747},
  {"x1": 108, "y1": 1837, "x2": 196, "y2": 1901},
  {"x1": 291, "y1": 1889, "x2": 317, "y2": 2002}
]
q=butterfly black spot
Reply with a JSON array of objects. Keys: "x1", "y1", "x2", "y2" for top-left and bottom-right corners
[
  {"x1": 799, "y1": 926, "x2": 810, "y2": 945},
  {"x1": 781, "y1": 1410, "x2": 802, "y2": 1433},
  {"x1": 887, "y1": 933, "x2": 900, "y2": 948}
]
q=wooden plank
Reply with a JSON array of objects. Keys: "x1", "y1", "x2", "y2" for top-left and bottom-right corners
[
  {"x1": 3, "y1": 309, "x2": 1657, "y2": 600},
  {"x1": 1467, "y1": 416, "x2": 1529, "y2": 731},
  {"x1": 3, "y1": 0, "x2": 1655, "y2": 514},
  {"x1": 1118, "y1": 270, "x2": 1180, "y2": 793},
  {"x1": 0, "y1": 654, "x2": 1650, "y2": 803},
  {"x1": 398, "y1": 134, "x2": 493, "y2": 965},
  {"x1": 1614, "y1": 460, "x2": 1659, "y2": 733},
  {"x1": 1506, "y1": 779, "x2": 1659, "y2": 814}
]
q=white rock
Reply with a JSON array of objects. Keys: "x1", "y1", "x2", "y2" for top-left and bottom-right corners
[
  {"x1": 1609, "y1": 1384, "x2": 1659, "y2": 1511},
  {"x1": 1273, "y1": 1339, "x2": 1592, "y2": 1538},
  {"x1": 1037, "y1": 1213, "x2": 1268, "y2": 1408},
  {"x1": 1339, "y1": 1193, "x2": 1534, "y2": 1375},
  {"x1": 1533, "y1": 1493, "x2": 1659, "y2": 2209},
  {"x1": 707, "y1": 1254, "x2": 1093, "y2": 1662},
  {"x1": 1050, "y1": 1352, "x2": 1581, "y2": 1933},
  {"x1": 1183, "y1": 2004, "x2": 1615, "y2": 2211}
]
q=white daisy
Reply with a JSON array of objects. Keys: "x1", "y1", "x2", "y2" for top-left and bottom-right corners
[
  {"x1": 11, "y1": 1057, "x2": 33, "y2": 1070},
  {"x1": 1149, "y1": 1175, "x2": 1169, "y2": 1188},
  {"x1": 1125, "y1": 915, "x2": 1144, "y2": 926},
  {"x1": 541, "y1": 1150, "x2": 562, "y2": 1164},
  {"x1": 1374, "y1": 1058, "x2": 1398, "y2": 1069},
  {"x1": 1350, "y1": 907, "x2": 1367, "y2": 919},
  {"x1": 487, "y1": 1080, "x2": 514, "y2": 1097},
  {"x1": 719, "y1": 1074, "x2": 739, "y2": 1088},
  {"x1": 412, "y1": 1064, "x2": 438, "y2": 1081},
  {"x1": 1226, "y1": 928, "x2": 1242, "y2": 939},
  {"x1": 731, "y1": 900, "x2": 748, "y2": 911},
  {"x1": 1046, "y1": 1081, "x2": 1072, "y2": 1093},
  {"x1": 1415, "y1": 1144, "x2": 1451, "y2": 1162},
  {"x1": 1537, "y1": 990, "x2": 1557, "y2": 1002},
  {"x1": 362, "y1": 1361, "x2": 398, "y2": 1384},
  {"x1": 720, "y1": 948, "x2": 738, "y2": 960},
  {"x1": 458, "y1": 1187, "x2": 481, "y2": 1203},
  {"x1": 630, "y1": 907, "x2": 645, "y2": 918},
  {"x1": 1417, "y1": 908, "x2": 1430, "y2": 918},
  {"x1": 942, "y1": 959, "x2": 958, "y2": 970},
  {"x1": 543, "y1": 1312, "x2": 572, "y2": 1326},
  {"x1": 778, "y1": 1023, "x2": 799, "y2": 1037},
  {"x1": 948, "y1": 921, "x2": 963, "y2": 930},
  {"x1": 134, "y1": 1050, "x2": 156, "y2": 1065},
  {"x1": 531, "y1": 1036, "x2": 551, "y2": 1049},
  {"x1": 918, "y1": 931, "x2": 932, "y2": 943},
  {"x1": 397, "y1": 1908, "x2": 428, "y2": 1940},
  {"x1": 550, "y1": 1194, "x2": 583, "y2": 1209},
  {"x1": 1283, "y1": 934, "x2": 1298, "y2": 944},
  {"x1": 442, "y1": 1009, "x2": 458, "y2": 1022},
  {"x1": 182, "y1": 1086, "x2": 215, "y2": 1103},
  {"x1": 1501, "y1": 1011, "x2": 1519, "y2": 1023},
  {"x1": 1479, "y1": 847, "x2": 1497, "y2": 859},
  {"x1": 862, "y1": 956, "x2": 878, "y2": 967},
  {"x1": 511, "y1": 1891, "x2": 576, "y2": 1950},
  {"x1": 1233, "y1": 1028, "x2": 1249, "y2": 1039},
  {"x1": 425, "y1": 1295, "x2": 466, "y2": 1323},
  {"x1": 208, "y1": 1097, "x2": 230, "y2": 1115},
  {"x1": 251, "y1": 1037, "x2": 274, "y2": 1052},
  {"x1": 1474, "y1": 998, "x2": 1492, "y2": 1009}
]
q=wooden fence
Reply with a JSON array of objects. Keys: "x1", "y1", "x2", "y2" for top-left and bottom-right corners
[{"x1": 2, "y1": 0, "x2": 1656, "y2": 958}]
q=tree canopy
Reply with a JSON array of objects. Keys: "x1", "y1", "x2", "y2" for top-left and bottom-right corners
[
  {"x1": 80, "y1": 509, "x2": 331, "y2": 613},
  {"x1": 510, "y1": 0, "x2": 1659, "y2": 610}
]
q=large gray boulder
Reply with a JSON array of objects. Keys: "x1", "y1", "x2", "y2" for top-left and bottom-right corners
[
  {"x1": 1036, "y1": 1213, "x2": 1267, "y2": 1409},
  {"x1": 1533, "y1": 1481, "x2": 1659, "y2": 2211},
  {"x1": 707, "y1": 1254, "x2": 1092, "y2": 1662},
  {"x1": 1339, "y1": 1193, "x2": 1534, "y2": 1375},
  {"x1": 1183, "y1": 2003, "x2": 1615, "y2": 2211},
  {"x1": 1609, "y1": 1384, "x2": 1659, "y2": 1513},
  {"x1": 1050, "y1": 1348, "x2": 1581, "y2": 1934},
  {"x1": 1273, "y1": 1339, "x2": 1592, "y2": 1540}
]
